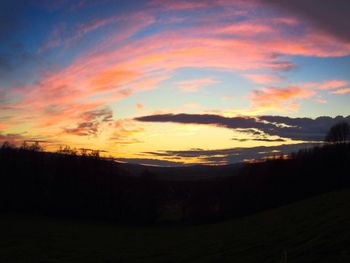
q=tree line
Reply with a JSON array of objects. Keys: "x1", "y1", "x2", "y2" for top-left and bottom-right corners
[{"x1": 0, "y1": 123, "x2": 349, "y2": 224}]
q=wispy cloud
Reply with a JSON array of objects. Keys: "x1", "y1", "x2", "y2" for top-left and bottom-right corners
[
  {"x1": 177, "y1": 78, "x2": 220, "y2": 93},
  {"x1": 318, "y1": 80, "x2": 348, "y2": 90},
  {"x1": 243, "y1": 73, "x2": 281, "y2": 84},
  {"x1": 136, "y1": 103, "x2": 145, "y2": 110},
  {"x1": 39, "y1": 12, "x2": 155, "y2": 52},
  {"x1": 331, "y1": 88, "x2": 350, "y2": 95},
  {"x1": 142, "y1": 143, "x2": 318, "y2": 165},
  {"x1": 250, "y1": 86, "x2": 315, "y2": 112},
  {"x1": 109, "y1": 119, "x2": 145, "y2": 145},
  {"x1": 248, "y1": 79, "x2": 348, "y2": 112},
  {"x1": 217, "y1": 22, "x2": 274, "y2": 36}
]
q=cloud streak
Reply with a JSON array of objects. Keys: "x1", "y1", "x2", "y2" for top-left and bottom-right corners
[
  {"x1": 331, "y1": 88, "x2": 350, "y2": 95},
  {"x1": 135, "y1": 113, "x2": 350, "y2": 141},
  {"x1": 251, "y1": 86, "x2": 315, "y2": 112},
  {"x1": 243, "y1": 73, "x2": 281, "y2": 84},
  {"x1": 142, "y1": 143, "x2": 318, "y2": 165}
]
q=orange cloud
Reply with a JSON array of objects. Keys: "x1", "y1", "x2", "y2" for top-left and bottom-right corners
[
  {"x1": 136, "y1": 103, "x2": 145, "y2": 110},
  {"x1": 110, "y1": 119, "x2": 145, "y2": 145},
  {"x1": 90, "y1": 69, "x2": 138, "y2": 91},
  {"x1": 0, "y1": 133, "x2": 24, "y2": 145}
]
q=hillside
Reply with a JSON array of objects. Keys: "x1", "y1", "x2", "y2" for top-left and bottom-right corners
[
  {"x1": 1, "y1": 143, "x2": 350, "y2": 223},
  {"x1": 1, "y1": 189, "x2": 350, "y2": 262}
]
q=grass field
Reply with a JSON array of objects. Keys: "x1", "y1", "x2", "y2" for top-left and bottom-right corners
[{"x1": 1, "y1": 189, "x2": 350, "y2": 263}]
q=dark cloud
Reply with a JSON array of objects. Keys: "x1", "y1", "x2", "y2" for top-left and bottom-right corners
[
  {"x1": 232, "y1": 138, "x2": 286, "y2": 142},
  {"x1": 78, "y1": 148, "x2": 107, "y2": 153},
  {"x1": 82, "y1": 108, "x2": 113, "y2": 122},
  {"x1": 261, "y1": 0, "x2": 350, "y2": 42},
  {"x1": 65, "y1": 122, "x2": 99, "y2": 136},
  {"x1": 0, "y1": 133, "x2": 51, "y2": 146},
  {"x1": 136, "y1": 113, "x2": 274, "y2": 130},
  {"x1": 259, "y1": 115, "x2": 350, "y2": 141},
  {"x1": 135, "y1": 113, "x2": 350, "y2": 141},
  {"x1": 65, "y1": 108, "x2": 113, "y2": 136},
  {"x1": 24, "y1": 139, "x2": 49, "y2": 143},
  {"x1": 144, "y1": 143, "x2": 318, "y2": 165},
  {"x1": 0, "y1": 133, "x2": 24, "y2": 144},
  {"x1": 114, "y1": 158, "x2": 184, "y2": 167}
]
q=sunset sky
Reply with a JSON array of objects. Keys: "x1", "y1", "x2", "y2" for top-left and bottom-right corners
[{"x1": 1, "y1": 0, "x2": 350, "y2": 165}]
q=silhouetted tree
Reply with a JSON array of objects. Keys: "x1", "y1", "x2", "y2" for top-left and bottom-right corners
[
  {"x1": 89, "y1": 150, "x2": 100, "y2": 159},
  {"x1": 57, "y1": 145, "x2": 78, "y2": 155},
  {"x1": 20, "y1": 141, "x2": 43, "y2": 151},
  {"x1": 1, "y1": 141, "x2": 15, "y2": 149},
  {"x1": 325, "y1": 122, "x2": 350, "y2": 143}
]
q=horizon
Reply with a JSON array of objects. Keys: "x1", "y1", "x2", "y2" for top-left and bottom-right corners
[{"x1": 1, "y1": 0, "x2": 350, "y2": 165}]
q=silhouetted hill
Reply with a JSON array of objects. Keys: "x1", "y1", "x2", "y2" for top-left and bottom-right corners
[
  {"x1": 1, "y1": 143, "x2": 350, "y2": 223},
  {"x1": 2, "y1": 189, "x2": 350, "y2": 262},
  {"x1": 118, "y1": 161, "x2": 244, "y2": 180}
]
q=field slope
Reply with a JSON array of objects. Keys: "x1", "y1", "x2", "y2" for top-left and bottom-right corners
[{"x1": 1, "y1": 189, "x2": 350, "y2": 263}]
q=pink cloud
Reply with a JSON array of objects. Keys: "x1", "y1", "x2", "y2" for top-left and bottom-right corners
[
  {"x1": 251, "y1": 86, "x2": 315, "y2": 112},
  {"x1": 243, "y1": 73, "x2": 281, "y2": 84},
  {"x1": 331, "y1": 88, "x2": 350, "y2": 94},
  {"x1": 247, "y1": 77, "x2": 348, "y2": 112},
  {"x1": 299, "y1": 79, "x2": 348, "y2": 91},
  {"x1": 217, "y1": 23, "x2": 274, "y2": 36},
  {"x1": 318, "y1": 80, "x2": 348, "y2": 90}
]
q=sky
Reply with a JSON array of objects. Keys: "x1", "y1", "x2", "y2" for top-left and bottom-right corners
[{"x1": 1, "y1": 0, "x2": 350, "y2": 165}]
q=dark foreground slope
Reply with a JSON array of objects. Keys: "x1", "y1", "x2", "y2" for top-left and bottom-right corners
[
  {"x1": 1, "y1": 143, "x2": 350, "y2": 223},
  {"x1": 1, "y1": 189, "x2": 350, "y2": 263}
]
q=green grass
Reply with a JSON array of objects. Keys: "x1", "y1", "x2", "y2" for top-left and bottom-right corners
[{"x1": 1, "y1": 189, "x2": 350, "y2": 263}]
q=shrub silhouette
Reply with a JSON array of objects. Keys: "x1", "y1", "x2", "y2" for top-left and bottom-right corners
[{"x1": 325, "y1": 122, "x2": 350, "y2": 143}]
